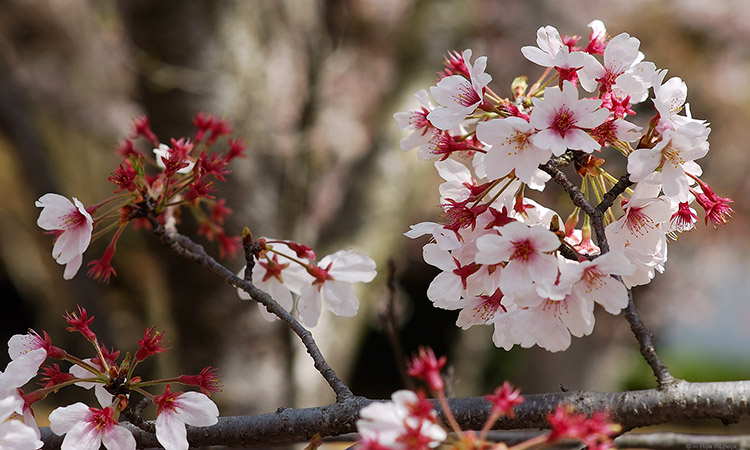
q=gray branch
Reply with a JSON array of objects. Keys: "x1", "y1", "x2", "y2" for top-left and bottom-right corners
[{"x1": 39, "y1": 381, "x2": 750, "y2": 447}]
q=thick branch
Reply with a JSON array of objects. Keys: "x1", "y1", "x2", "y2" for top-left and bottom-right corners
[
  {"x1": 39, "y1": 381, "x2": 750, "y2": 447},
  {"x1": 148, "y1": 220, "x2": 353, "y2": 401}
]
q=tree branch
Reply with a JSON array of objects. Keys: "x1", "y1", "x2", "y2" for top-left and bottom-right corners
[
  {"x1": 148, "y1": 218, "x2": 354, "y2": 401},
  {"x1": 39, "y1": 381, "x2": 750, "y2": 447}
]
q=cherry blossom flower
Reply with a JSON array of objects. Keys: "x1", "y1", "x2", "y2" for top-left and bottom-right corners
[
  {"x1": 135, "y1": 327, "x2": 168, "y2": 362},
  {"x1": 521, "y1": 25, "x2": 565, "y2": 67},
  {"x1": 562, "y1": 251, "x2": 635, "y2": 314},
  {"x1": 579, "y1": 32, "x2": 651, "y2": 100},
  {"x1": 236, "y1": 240, "x2": 312, "y2": 322},
  {"x1": 154, "y1": 385, "x2": 219, "y2": 450},
  {"x1": 49, "y1": 403, "x2": 135, "y2": 450},
  {"x1": 584, "y1": 20, "x2": 608, "y2": 55},
  {"x1": 422, "y1": 243, "x2": 483, "y2": 310},
  {"x1": 427, "y1": 49, "x2": 491, "y2": 130},
  {"x1": 476, "y1": 116, "x2": 552, "y2": 185},
  {"x1": 393, "y1": 89, "x2": 440, "y2": 153},
  {"x1": 529, "y1": 81, "x2": 609, "y2": 155},
  {"x1": 475, "y1": 221, "x2": 561, "y2": 300},
  {"x1": 297, "y1": 250, "x2": 377, "y2": 327},
  {"x1": 628, "y1": 119, "x2": 710, "y2": 202},
  {"x1": 1, "y1": 348, "x2": 47, "y2": 401},
  {"x1": 36, "y1": 193, "x2": 95, "y2": 280},
  {"x1": 406, "y1": 347, "x2": 447, "y2": 392},
  {"x1": 0, "y1": 395, "x2": 43, "y2": 450},
  {"x1": 485, "y1": 381, "x2": 524, "y2": 418},
  {"x1": 153, "y1": 142, "x2": 195, "y2": 175},
  {"x1": 356, "y1": 390, "x2": 446, "y2": 450}
]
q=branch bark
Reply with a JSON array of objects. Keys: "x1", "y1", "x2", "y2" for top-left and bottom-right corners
[{"x1": 39, "y1": 381, "x2": 750, "y2": 448}]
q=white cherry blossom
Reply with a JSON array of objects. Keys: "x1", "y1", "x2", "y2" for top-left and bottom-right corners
[
  {"x1": 427, "y1": 49, "x2": 491, "y2": 130},
  {"x1": 529, "y1": 81, "x2": 609, "y2": 155},
  {"x1": 36, "y1": 193, "x2": 94, "y2": 280}
]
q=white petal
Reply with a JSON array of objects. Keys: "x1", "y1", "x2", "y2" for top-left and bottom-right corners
[
  {"x1": 156, "y1": 410, "x2": 188, "y2": 450},
  {"x1": 297, "y1": 285, "x2": 322, "y2": 327},
  {"x1": 322, "y1": 280, "x2": 360, "y2": 317},
  {"x1": 102, "y1": 424, "x2": 137, "y2": 450},
  {"x1": 48, "y1": 403, "x2": 90, "y2": 435},
  {"x1": 174, "y1": 392, "x2": 219, "y2": 427}
]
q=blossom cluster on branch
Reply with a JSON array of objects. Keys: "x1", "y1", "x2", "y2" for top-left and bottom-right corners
[
  {"x1": 396, "y1": 20, "x2": 732, "y2": 352},
  {"x1": 1, "y1": 307, "x2": 220, "y2": 450}
]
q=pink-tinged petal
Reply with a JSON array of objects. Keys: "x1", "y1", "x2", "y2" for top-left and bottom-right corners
[
  {"x1": 533, "y1": 313, "x2": 571, "y2": 352},
  {"x1": 423, "y1": 243, "x2": 456, "y2": 271},
  {"x1": 0, "y1": 416, "x2": 43, "y2": 450},
  {"x1": 529, "y1": 128, "x2": 567, "y2": 156},
  {"x1": 427, "y1": 272, "x2": 463, "y2": 309},
  {"x1": 323, "y1": 280, "x2": 359, "y2": 317},
  {"x1": 661, "y1": 162, "x2": 690, "y2": 202},
  {"x1": 48, "y1": 403, "x2": 90, "y2": 435},
  {"x1": 498, "y1": 261, "x2": 532, "y2": 298},
  {"x1": 155, "y1": 410, "x2": 188, "y2": 450},
  {"x1": 523, "y1": 223, "x2": 562, "y2": 252},
  {"x1": 572, "y1": 101, "x2": 608, "y2": 128},
  {"x1": 101, "y1": 424, "x2": 136, "y2": 450},
  {"x1": 627, "y1": 148, "x2": 662, "y2": 182},
  {"x1": 560, "y1": 295, "x2": 595, "y2": 337},
  {"x1": 562, "y1": 128, "x2": 601, "y2": 153},
  {"x1": 2, "y1": 348, "x2": 46, "y2": 391},
  {"x1": 588, "y1": 276, "x2": 629, "y2": 314},
  {"x1": 174, "y1": 392, "x2": 219, "y2": 426},
  {"x1": 62, "y1": 254, "x2": 84, "y2": 280},
  {"x1": 255, "y1": 278, "x2": 293, "y2": 322},
  {"x1": 62, "y1": 421, "x2": 103, "y2": 450},
  {"x1": 328, "y1": 251, "x2": 376, "y2": 283},
  {"x1": 426, "y1": 105, "x2": 472, "y2": 130},
  {"x1": 475, "y1": 233, "x2": 512, "y2": 265},
  {"x1": 525, "y1": 252, "x2": 559, "y2": 287},
  {"x1": 297, "y1": 285, "x2": 322, "y2": 327},
  {"x1": 604, "y1": 33, "x2": 640, "y2": 73}
]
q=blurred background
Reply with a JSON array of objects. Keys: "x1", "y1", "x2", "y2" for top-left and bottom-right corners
[{"x1": 1, "y1": 0, "x2": 749, "y2": 439}]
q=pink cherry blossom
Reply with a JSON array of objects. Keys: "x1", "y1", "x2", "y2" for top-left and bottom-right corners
[
  {"x1": 427, "y1": 49, "x2": 491, "y2": 130},
  {"x1": 529, "y1": 81, "x2": 609, "y2": 155},
  {"x1": 36, "y1": 193, "x2": 94, "y2": 280},
  {"x1": 475, "y1": 221, "x2": 561, "y2": 300},
  {"x1": 476, "y1": 116, "x2": 552, "y2": 185},
  {"x1": 154, "y1": 385, "x2": 219, "y2": 450},
  {"x1": 563, "y1": 251, "x2": 635, "y2": 314},
  {"x1": 48, "y1": 403, "x2": 135, "y2": 450},
  {"x1": 297, "y1": 250, "x2": 376, "y2": 327},
  {"x1": 579, "y1": 32, "x2": 648, "y2": 97}
]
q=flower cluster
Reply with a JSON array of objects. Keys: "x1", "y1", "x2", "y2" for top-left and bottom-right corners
[
  {"x1": 356, "y1": 348, "x2": 619, "y2": 450},
  {"x1": 236, "y1": 237, "x2": 377, "y2": 327},
  {"x1": 1, "y1": 306, "x2": 220, "y2": 450},
  {"x1": 396, "y1": 20, "x2": 732, "y2": 352},
  {"x1": 37, "y1": 113, "x2": 247, "y2": 282}
]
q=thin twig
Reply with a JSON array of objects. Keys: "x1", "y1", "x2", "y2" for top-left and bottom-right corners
[{"x1": 148, "y1": 218, "x2": 354, "y2": 401}]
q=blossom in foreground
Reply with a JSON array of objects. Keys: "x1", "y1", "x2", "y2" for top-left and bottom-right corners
[
  {"x1": 154, "y1": 385, "x2": 219, "y2": 450},
  {"x1": 529, "y1": 80, "x2": 609, "y2": 155},
  {"x1": 297, "y1": 250, "x2": 377, "y2": 327},
  {"x1": 476, "y1": 221, "x2": 561, "y2": 300},
  {"x1": 476, "y1": 116, "x2": 552, "y2": 185},
  {"x1": 36, "y1": 193, "x2": 95, "y2": 280},
  {"x1": 0, "y1": 395, "x2": 43, "y2": 450},
  {"x1": 48, "y1": 403, "x2": 136, "y2": 450},
  {"x1": 356, "y1": 390, "x2": 446, "y2": 450}
]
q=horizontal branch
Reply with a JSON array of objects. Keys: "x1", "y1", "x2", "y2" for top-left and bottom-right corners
[{"x1": 39, "y1": 380, "x2": 750, "y2": 448}]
